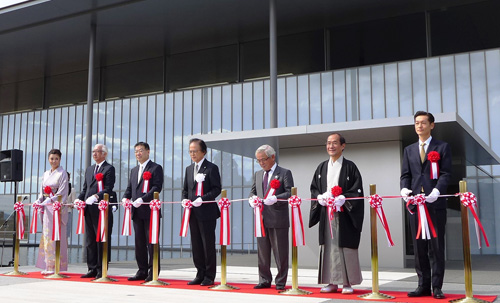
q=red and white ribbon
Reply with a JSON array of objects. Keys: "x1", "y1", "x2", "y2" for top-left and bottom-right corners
[
  {"x1": 369, "y1": 194, "x2": 394, "y2": 247},
  {"x1": 180, "y1": 200, "x2": 192, "y2": 237},
  {"x1": 74, "y1": 200, "x2": 86, "y2": 235},
  {"x1": 218, "y1": 198, "x2": 231, "y2": 245},
  {"x1": 325, "y1": 196, "x2": 336, "y2": 239},
  {"x1": 30, "y1": 202, "x2": 42, "y2": 234},
  {"x1": 460, "y1": 192, "x2": 489, "y2": 248},
  {"x1": 142, "y1": 171, "x2": 152, "y2": 193},
  {"x1": 96, "y1": 200, "x2": 108, "y2": 242},
  {"x1": 428, "y1": 151, "x2": 440, "y2": 180},
  {"x1": 14, "y1": 201, "x2": 25, "y2": 240},
  {"x1": 195, "y1": 173, "x2": 205, "y2": 196},
  {"x1": 95, "y1": 173, "x2": 104, "y2": 192},
  {"x1": 149, "y1": 199, "x2": 161, "y2": 244},
  {"x1": 121, "y1": 199, "x2": 132, "y2": 236},
  {"x1": 265, "y1": 179, "x2": 280, "y2": 198},
  {"x1": 253, "y1": 197, "x2": 266, "y2": 237},
  {"x1": 289, "y1": 195, "x2": 305, "y2": 246},
  {"x1": 52, "y1": 201, "x2": 62, "y2": 241},
  {"x1": 407, "y1": 194, "x2": 437, "y2": 240}
]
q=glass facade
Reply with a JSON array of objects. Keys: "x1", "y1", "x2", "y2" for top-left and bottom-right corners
[{"x1": 1, "y1": 48, "x2": 500, "y2": 265}]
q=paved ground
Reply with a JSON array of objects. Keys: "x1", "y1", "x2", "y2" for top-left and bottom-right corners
[{"x1": 1, "y1": 254, "x2": 498, "y2": 303}]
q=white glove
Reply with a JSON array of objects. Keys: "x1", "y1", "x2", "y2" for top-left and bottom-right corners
[
  {"x1": 192, "y1": 197, "x2": 203, "y2": 207},
  {"x1": 132, "y1": 198, "x2": 143, "y2": 208},
  {"x1": 248, "y1": 196, "x2": 258, "y2": 208},
  {"x1": 181, "y1": 199, "x2": 190, "y2": 208},
  {"x1": 317, "y1": 194, "x2": 327, "y2": 206},
  {"x1": 323, "y1": 191, "x2": 333, "y2": 200},
  {"x1": 41, "y1": 197, "x2": 51, "y2": 206},
  {"x1": 85, "y1": 195, "x2": 98, "y2": 205},
  {"x1": 334, "y1": 195, "x2": 346, "y2": 207},
  {"x1": 400, "y1": 188, "x2": 412, "y2": 202},
  {"x1": 426, "y1": 188, "x2": 440, "y2": 203},
  {"x1": 263, "y1": 195, "x2": 277, "y2": 206},
  {"x1": 112, "y1": 205, "x2": 117, "y2": 212}
]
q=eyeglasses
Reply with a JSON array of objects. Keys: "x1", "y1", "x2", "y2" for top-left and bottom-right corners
[
  {"x1": 255, "y1": 157, "x2": 270, "y2": 164},
  {"x1": 134, "y1": 149, "x2": 146, "y2": 154},
  {"x1": 189, "y1": 150, "x2": 200, "y2": 154}
]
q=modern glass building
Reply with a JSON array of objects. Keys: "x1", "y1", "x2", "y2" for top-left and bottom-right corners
[{"x1": 0, "y1": 0, "x2": 499, "y2": 268}]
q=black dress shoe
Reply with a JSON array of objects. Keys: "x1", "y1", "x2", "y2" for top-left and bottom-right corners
[
  {"x1": 96, "y1": 271, "x2": 102, "y2": 279},
  {"x1": 254, "y1": 282, "x2": 271, "y2": 289},
  {"x1": 187, "y1": 277, "x2": 203, "y2": 285},
  {"x1": 200, "y1": 278, "x2": 214, "y2": 286},
  {"x1": 276, "y1": 285, "x2": 285, "y2": 290},
  {"x1": 144, "y1": 273, "x2": 153, "y2": 282},
  {"x1": 433, "y1": 288, "x2": 445, "y2": 299},
  {"x1": 80, "y1": 270, "x2": 97, "y2": 278},
  {"x1": 407, "y1": 286, "x2": 432, "y2": 297},
  {"x1": 128, "y1": 273, "x2": 148, "y2": 281}
]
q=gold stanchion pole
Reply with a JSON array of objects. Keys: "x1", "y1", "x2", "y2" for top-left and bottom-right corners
[
  {"x1": 359, "y1": 184, "x2": 394, "y2": 300},
  {"x1": 449, "y1": 181, "x2": 489, "y2": 303},
  {"x1": 94, "y1": 193, "x2": 117, "y2": 283},
  {"x1": 143, "y1": 192, "x2": 168, "y2": 286},
  {"x1": 211, "y1": 189, "x2": 238, "y2": 290},
  {"x1": 280, "y1": 187, "x2": 311, "y2": 295},
  {"x1": 46, "y1": 195, "x2": 69, "y2": 279},
  {"x1": 4, "y1": 195, "x2": 27, "y2": 276}
]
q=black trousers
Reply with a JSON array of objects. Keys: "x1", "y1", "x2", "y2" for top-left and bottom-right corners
[
  {"x1": 409, "y1": 207, "x2": 447, "y2": 289},
  {"x1": 132, "y1": 217, "x2": 160, "y2": 275},
  {"x1": 189, "y1": 217, "x2": 217, "y2": 281}
]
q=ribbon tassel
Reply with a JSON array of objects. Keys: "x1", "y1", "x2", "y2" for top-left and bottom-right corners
[
  {"x1": 96, "y1": 200, "x2": 108, "y2": 242},
  {"x1": 218, "y1": 198, "x2": 231, "y2": 245},
  {"x1": 121, "y1": 199, "x2": 132, "y2": 236},
  {"x1": 253, "y1": 197, "x2": 266, "y2": 237},
  {"x1": 149, "y1": 199, "x2": 161, "y2": 244},
  {"x1": 461, "y1": 192, "x2": 489, "y2": 248},
  {"x1": 289, "y1": 195, "x2": 305, "y2": 247},
  {"x1": 369, "y1": 194, "x2": 394, "y2": 247}
]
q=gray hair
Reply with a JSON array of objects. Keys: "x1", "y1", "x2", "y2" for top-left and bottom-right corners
[
  {"x1": 94, "y1": 144, "x2": 108, "y2": 156},
  {"x1": 255, "y1": 144, "x2": 275, "y2": 158}
]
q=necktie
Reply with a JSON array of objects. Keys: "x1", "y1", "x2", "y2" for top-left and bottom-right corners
[
  {"x1": 138, "y1": 165, "x2": 143, "y2": 184},
  {"x1": 94, "y1": 164, "x2": 99, "y2": 176},
  {"x1": 194, "y1": 164, "x2": 199, "y2": 180},
  {"x1": 420, "y1": 143, "x2": 426, "y2": 163},
  {"x1": 262, "y1": 170, "x2": 270, "y2": 194}
]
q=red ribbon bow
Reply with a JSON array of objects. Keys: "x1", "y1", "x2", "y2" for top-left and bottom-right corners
[
  {"x1": 121, "y1": 199, "x2": 132, "y2": 236},
  {"x1": 52, "y1": 201, "x2": 62, "y2": 241},
  {"x1": 95, "y1": 173, "x2": 104, "y2": 191},
  {"x1": 44, "y1": 186, "x2": 53, "y2": 196},
  {"x1": 218, "y1": 198, "x2": 231, "y2": 245},
  {"x1": 96, "y1": 200, "x2": 108, "y2": 242},
  {"x1": 180, "y1": 200, "x2": 192, "y2": 237},
  {"x1": 460, "y1": 192, "x2": 489, "y2": 248},
  {"x1": 253, "y1": 197, "x2": 266, "y2": 237},
  {"x1": 407, "y1": 194, "x2": 437, "y2": 240},
  {"x1": 14, "y1": 202, "x2": 25, "y2": 240},
  {"x1": 265, "y1": 179, "x2": 280, "y2": 198},
  {"x1": 289, "y1": 195, "x2": 305, "y2": 246},
  {"x1": 75, "y1": 200, "x2": 86, "y2": 235},
  {"x1": 142, "y1": 171, "x2": 152, "y2": 193},
  {"x1": 427, "y1": 151, "x2": 440, "y2": 179},
  {"x1": 149, "y1": 199, "x2": 161, "y2": 244},
  {"x1": 369, "y1": 194, "x2": 394, "y2": 246},
  {"x1": 30, "y1": 202, "x2": 42, "y2": 234}
]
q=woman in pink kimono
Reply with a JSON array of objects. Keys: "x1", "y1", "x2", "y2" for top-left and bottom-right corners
[{"x1": 34, "y1": 149, "x2": 69, "y2": 274}]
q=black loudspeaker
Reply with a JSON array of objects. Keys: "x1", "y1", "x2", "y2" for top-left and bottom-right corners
[{"x1": 0, "y1": 149, "x2": 23, "y2": 182}]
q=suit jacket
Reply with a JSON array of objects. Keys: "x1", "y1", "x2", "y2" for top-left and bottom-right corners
[
  {"x1": 400, "y1": 138, "x2": 452, "y2": 210},
  {"x1": 182, "y1": 159, "x2": 221, "y2": 221},
  {"x1": 78, "y1": 161, "x2": 116, "y2": 201},
  {"x1": 249, "y1": 165, "x2": 293, "y2": 229},
  {"x1": 123, "y1": 161, "x2": 164, "y2": 220},
  {"x1": 309, "y1": 158, "x2": 364, "y2": 248}
]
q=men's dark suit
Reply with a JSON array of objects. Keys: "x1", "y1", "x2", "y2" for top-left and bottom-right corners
[
  {"x1": 123, "y1": 160, "x2": 164, "y2": 276},
  {"x1": 401, "y1": 138, "x2": 452, "y2": 290},
  {"x1": 78, "y1": 161, "x2": 115, "y2": 274},
  {"x1": 182, "y1": 159, "x2": 221, "y2": 282},
  {"x1": 249, "y1": 165, "x2": 293, "y2": 287}
]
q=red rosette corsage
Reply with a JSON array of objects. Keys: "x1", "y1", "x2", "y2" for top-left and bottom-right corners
[
  {"x1": 331, "y1": 185, "x2": 343, "y2": 197},
  {"x1": 270, "y1": 179, "x2": 280, "y2": 190},
  {"x1": 44, "y1": 186, "x2": 53, "y2": 195},
  {"x1": 427, "y1": 151, "x2": 440, "y2": 162},
  {"x1": 143, "y1": 171, "x2": 152, "y2": 180},
  {"x1": 52, "y1": 201, "x2": 62, "y2": 211},
  {"x1": 95, "y1": 173, "x2": 104, "y2": 181}
]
